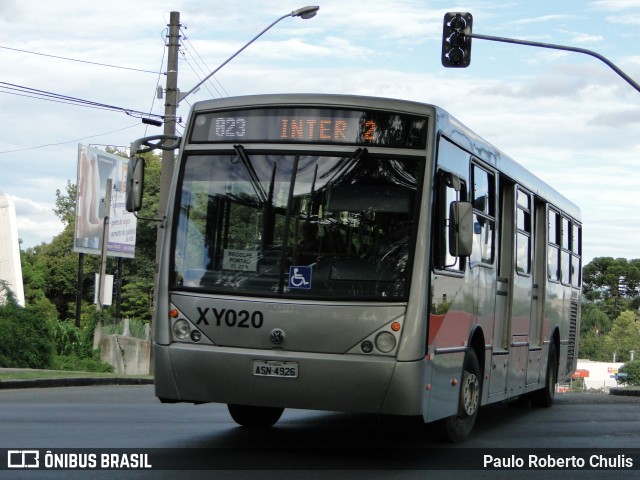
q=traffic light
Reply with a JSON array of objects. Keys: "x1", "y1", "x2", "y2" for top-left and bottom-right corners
[{"x1": 441, "y1": 12, "x2": 473, "y2": 68}]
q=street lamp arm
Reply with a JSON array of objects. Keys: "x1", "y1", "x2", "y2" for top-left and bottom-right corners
[
  {"x1": 469, "y1": 32, "x2": 640, "y2": 95},
  {"x1": 180, "y1": 6, "x2": 319, "y2": 103}
]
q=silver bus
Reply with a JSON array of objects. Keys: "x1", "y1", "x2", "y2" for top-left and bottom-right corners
[{"x1": 127, "y1": 94, "x2": 581, "y2": 441}]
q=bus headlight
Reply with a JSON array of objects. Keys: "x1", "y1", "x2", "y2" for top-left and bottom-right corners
[
  {"x1": 173, "y1": 319, "x2": 190, "y2": 340},
  {"x1": 375, "y1": 332, "x2": 397, "y2": 353}
]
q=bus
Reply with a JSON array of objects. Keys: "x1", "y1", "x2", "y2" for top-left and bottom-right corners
[{"x1": 127, "y1": 94, "x2": 581, "y2": 441}]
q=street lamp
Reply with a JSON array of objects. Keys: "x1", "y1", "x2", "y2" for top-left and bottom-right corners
[
  {"x1": 144, "y1": 8, "x2": 320, "y2": 374},
  {"x1": 179, "y1": 5, "x2": 320, "y2": 103}
]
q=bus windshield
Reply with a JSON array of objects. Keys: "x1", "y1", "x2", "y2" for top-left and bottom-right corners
[{"x1": 172, "y1": 148, "x2": 422, "y2": 300}]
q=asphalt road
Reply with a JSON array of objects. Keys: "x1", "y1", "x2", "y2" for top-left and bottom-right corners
[{"x1": 1, "y1": 385, "x2": 639, "y2": 479}]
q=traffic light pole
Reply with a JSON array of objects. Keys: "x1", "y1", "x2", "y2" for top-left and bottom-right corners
[{"x1": 468, "y1": 32, "x2": 640, "y2": 95}]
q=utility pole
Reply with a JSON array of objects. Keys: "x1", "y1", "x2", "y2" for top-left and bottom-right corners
[
  {"x1": 155, "y1": 12, "x2": 180, "y2": 286},
  {"x1": 161, "y1": 11, "x2": 180, "y2": 218},
  {"x1": 147, "y1": 11, "x2": 180, "y2": 373}
]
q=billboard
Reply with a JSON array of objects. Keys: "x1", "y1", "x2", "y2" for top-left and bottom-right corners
[{"x1": 74, "y1": 145, "x2": 137, "y2": 258}]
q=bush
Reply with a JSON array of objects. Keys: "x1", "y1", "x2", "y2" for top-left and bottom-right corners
[
  {"x1": 51, "y1": 353, "x2": 114, "y2": 373},
  {"x1": 620, "y1": 360, "x2": 640, "y2": 386},
  {"x1": 0, "y1": 301, "x2": 54, "y2": 369}
]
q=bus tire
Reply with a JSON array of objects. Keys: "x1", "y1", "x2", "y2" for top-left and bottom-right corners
[
  {"x1": 442, "y1": 349, "x2": 481, "y2": 443},
  {"x1": 532, "y1": 342, "x2": 557, "y2": 408},
  {"x1": 227, "y1": 404, "x2": 284, "y2": 428}
]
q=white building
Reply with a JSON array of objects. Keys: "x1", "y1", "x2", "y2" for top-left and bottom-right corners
[
  {"x1": 0, "y1": 195, "x2": 25, "y2": 306},
  {"x1": 575, "y1": 359, "x2": 625, "y2": 391}
]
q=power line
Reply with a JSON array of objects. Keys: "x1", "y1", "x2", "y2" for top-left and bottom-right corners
[
  {"x1": 179, "y1": 27, "x2": 230, "y2": 97},
  {"x1": 0, "y1": 44, "x2": 163, "y2": 75},
  {"x1": 0, "y1": 81, "x2": 166, "y2": 121},
  {"x1": 0, "y1": 123, "x2": 141, "y2": 154},
  {"x1": 179, "y1": 51, "x2": 222, "y2": 98}
]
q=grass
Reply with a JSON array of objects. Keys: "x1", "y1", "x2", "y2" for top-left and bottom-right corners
[{"x1": 0, "y1": 369, "x2": 152, "y2": 381}]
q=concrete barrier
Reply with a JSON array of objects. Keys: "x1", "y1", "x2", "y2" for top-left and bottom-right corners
[{"x1": 94, "y1": 318, "x2": 151, "y2": 375}]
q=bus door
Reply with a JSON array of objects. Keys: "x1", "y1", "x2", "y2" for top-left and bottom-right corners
[
  {"x1": 505, "y1": 185, "x2": 537, "y2": 397},
  {"x1": 489, "y1": 179, "x2": 536, "y2": 397},
  {"x1": 469, "y1": 163, "x2": 497, "y2": 395},
  {"x1": 526, "y1": 196, "x2": 547, "y2": 386},
  {"x1": 488, "y1": 177, "x2": 514, "y2": 399}
]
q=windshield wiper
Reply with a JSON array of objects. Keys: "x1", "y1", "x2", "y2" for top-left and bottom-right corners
[
  {"x1": 234, "y1": 144, "x2": 268, "y2": 203},
  {"x1": 322, "y1": 147, "x2": 368, "y2": 186}
]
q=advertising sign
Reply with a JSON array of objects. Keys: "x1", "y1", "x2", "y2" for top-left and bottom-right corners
[{"x1": 73, "y1": 145, "x2": 137, "y2": 258}]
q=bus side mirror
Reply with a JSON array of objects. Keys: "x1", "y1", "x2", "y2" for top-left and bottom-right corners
[
  {"x1": 449, "y1": 201, "x2": 473, "y2": 257},
  {"x1": 126, "y1": 156, "x2": 145, "y2": 212}
]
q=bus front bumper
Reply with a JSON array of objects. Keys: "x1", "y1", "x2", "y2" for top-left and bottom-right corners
[{"x1": 154, "y1": 343, "x2": 423, "y2": 416}]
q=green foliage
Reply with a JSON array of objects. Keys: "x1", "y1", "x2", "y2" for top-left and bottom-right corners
[
  {"x1": 619, "y1": 360, "x2": 640, "y2": 387},
  {"x1": 49, "y1": 320, "x2": 84, "y2": 356},
  {"x1": 580, "y1": 303, "x2": 612, "y2": 336},
  {"x1": 582, "y1": 257, "x2": 640, "y2": 319},
  {"x1": 53, "y1": 180, "x2": 77, "y2": 226},
  {"x1": 577, "y1": 331, "x2": 609, "y2": 362},
  {"x1": 48, "y1": 310, "x2": 114, "y2": 373},
  {"x1": 604, "y1": 311, "x2": 640, "y2": 363},
  {"x1": 120, "y1": 281, "x2": 153, "y2": 323},
  {"x1": 0, "y1": 298, "x2": 55, "y2": 369},
  {"x1": 51, "y1": 352, "x2": 114, "y2": 373}
]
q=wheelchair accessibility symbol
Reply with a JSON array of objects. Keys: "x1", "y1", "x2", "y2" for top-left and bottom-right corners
[{"x1": 289, "y1": 266, "x2": 312, "y2": 289}]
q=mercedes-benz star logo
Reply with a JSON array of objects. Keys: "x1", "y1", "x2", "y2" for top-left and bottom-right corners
[{"x1": 270, "y1": 328, "x2": 286, "y2": 345}]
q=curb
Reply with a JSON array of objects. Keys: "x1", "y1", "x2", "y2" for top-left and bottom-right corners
[
  {"x1": 609, "y1": 387, "x2": 640, "y2": 397},
  {"x1": 0, "y1": 377, "x2": 153, "y2": 390}
]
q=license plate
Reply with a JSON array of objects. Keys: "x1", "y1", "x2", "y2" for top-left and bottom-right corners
[{"x1": 252, "y1": 360, "x2": 298, "y2": 378}]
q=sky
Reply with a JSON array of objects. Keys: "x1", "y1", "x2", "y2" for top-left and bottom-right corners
[{"x1": 1, "y1": 0, "x2": 639, "y2": 264}]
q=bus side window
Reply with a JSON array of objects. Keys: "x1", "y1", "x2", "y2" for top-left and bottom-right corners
[
  {"x1": 571, "y1": 223, "x2": 582, "y2": 287},
  {"x1": 547, "y1": 209, "x2": 560, "y2": 281},
  {"x1": 471, "y1": 164, "x2": 495, "y2": 265},
  {"x1": 433, "y1": 170, "x2": 466, "y2": 272}
]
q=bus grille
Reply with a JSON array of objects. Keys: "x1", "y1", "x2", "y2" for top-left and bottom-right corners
[{"x1": 566, "y1": 299, "x2": 579, "y2": 374}]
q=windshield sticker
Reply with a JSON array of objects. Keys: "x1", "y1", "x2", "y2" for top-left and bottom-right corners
[
  {"x1": 289, "y1": 266, "x2": 312, "y2": 289},
  {"x1": 222, "y1": 249, "x2": 258, "y2": 272}
]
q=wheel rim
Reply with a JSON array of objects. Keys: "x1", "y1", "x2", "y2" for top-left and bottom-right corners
[{"x1": 462, "y1": 371, "x2": 480, "y2": 416}]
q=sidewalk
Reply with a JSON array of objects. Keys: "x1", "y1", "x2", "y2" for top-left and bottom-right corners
[{"x1": 0, "y1": 368, "x2": 153, "y2": 390}]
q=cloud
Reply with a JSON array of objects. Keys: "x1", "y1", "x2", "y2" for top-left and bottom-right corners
[
  {"x1": 511, "y1": 15, "x2": 574, "y2": 26},
  {"x1": 587, "y1": 108, "x2": 640, "y2": 127},
  {"x1": 9, "y1": 194, "x2": 64, "y2": 248},
  {"x1": 591, "y1": 0, "x2": 640, "y2": 10}
]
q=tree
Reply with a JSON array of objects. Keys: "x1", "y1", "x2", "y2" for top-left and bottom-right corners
[
  {"x1": 580, "y1": 303, "x2": 612, "y2": 336},
  {"x1": 53, "y1": 180, "x2": 77, "y2": 226},
  {"x1": 604, "y1": 310, "x2": 640, "y2": 363},
  {"x1": 582, "y1": 257, "x2": 640, "y2": 320},
  {"x1": 0, "y1": 281, "x2": 55, "y2": 368},
  {"x1": 620, "y1": 360, "x2": 640, "y2": 387}
]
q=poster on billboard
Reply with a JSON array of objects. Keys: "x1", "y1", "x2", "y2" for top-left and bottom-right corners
[{"x1": 73, "y1": 144, "x2": 137, "y2": 258}]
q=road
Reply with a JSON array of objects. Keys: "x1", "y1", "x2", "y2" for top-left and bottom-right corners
[{"x1": 1, "y1": 385, "x2": 639, "y2": 479}]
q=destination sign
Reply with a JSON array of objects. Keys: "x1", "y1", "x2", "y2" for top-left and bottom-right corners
[{"x1": 190, "y1": 107, "x2": 428, "y2": 149}]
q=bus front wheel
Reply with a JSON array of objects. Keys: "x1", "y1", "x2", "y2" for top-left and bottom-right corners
[
  {"x1": 227, "y1": 404, "x2": 284, "y2": 428},
  {"x1": 441, "y1": 349, "x2": 481, "y2": 443}
]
